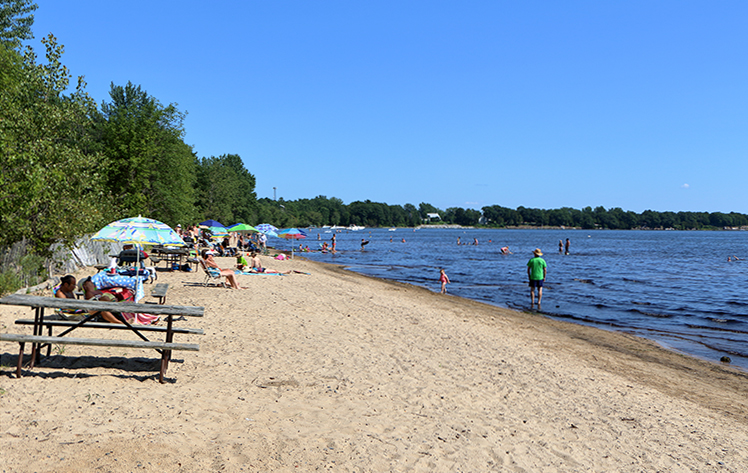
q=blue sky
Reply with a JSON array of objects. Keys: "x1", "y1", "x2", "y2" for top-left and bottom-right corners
[{"x1": 29, "y1": 1, "x2": 748, "y2": 213}]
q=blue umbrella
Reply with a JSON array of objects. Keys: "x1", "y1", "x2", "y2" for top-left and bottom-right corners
[{"x1": 199, "y1": 219, "x2": 224, "y2": 227}]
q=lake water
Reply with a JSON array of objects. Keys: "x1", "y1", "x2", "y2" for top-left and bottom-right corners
[{"x1": 283, "y1": 228, "x2": 748, "y2": 371}]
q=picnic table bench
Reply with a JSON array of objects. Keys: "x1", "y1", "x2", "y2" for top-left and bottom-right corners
[
  {"x1": 149, "y1": 283, "x2": 169, "y2": 305},
  {"x1": 0, "y1": 294, "x2": 203, "y2": 383}
]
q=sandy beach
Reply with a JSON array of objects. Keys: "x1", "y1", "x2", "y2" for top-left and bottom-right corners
[{"x1": 1, "y1": 255, "x2": 747, "y2": 472}]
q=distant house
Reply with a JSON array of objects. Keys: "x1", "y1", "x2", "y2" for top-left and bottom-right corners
[{"x1": 426, "y1": 213, "x2": 441, "y2": 222}]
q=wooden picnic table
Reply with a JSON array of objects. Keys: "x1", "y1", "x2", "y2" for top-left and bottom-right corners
[
  {"x1": 150, "y1": 246, "x2": 194, "y2": 270},
  {"x1": 0, "y1": 294, "x2": 204, "y2": 383}
]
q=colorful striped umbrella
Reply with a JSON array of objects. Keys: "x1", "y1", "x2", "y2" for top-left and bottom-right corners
[
  {"x1": 277, "y1": 228, "x2": 307, "y2": 240},
  {"x1": 255, "y1": 223, "x2": 279, "y2": 238},
  {"x1": 91, "y1": 216, "x2": 182, "y2": 301},
  {"x1": 91, "y1": 216, "x2": 185, "y2": 247}
]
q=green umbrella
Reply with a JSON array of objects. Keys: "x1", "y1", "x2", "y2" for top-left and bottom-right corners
[{"x1": 227, "y1": 223, "x2": 259, "y2": 234}]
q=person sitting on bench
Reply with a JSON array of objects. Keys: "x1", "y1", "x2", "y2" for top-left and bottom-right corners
[
  {"x1": 54, "y1": 275, "x2": 77, "y2": 299},
  {"x1": 78, "y1": 277, "x2": 126, "y2": 324}
]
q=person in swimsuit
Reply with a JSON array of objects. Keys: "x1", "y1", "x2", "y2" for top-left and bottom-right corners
[
  {"x1": 439, "y1": 269, "x2": 451, "y2": 294},
  {"x1": 78, "y1": 277, "x2": 125, "y2": 323},
  {"x1": 249, "y1": 252, "x2": 291, "y2": 274},
  {"x1": 54, "y1": 275, "x2": 77, "y2": 299},
  {"x1": 202, "y1": 250, "x2": 245, "y2": 289}
]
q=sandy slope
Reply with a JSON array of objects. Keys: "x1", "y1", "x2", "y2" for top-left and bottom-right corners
[{"x1": 1, "y1": 255, "x2": 747, "y2": 472}]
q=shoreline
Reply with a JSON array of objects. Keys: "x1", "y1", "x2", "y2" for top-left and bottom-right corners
[
  {"x1": 308, "y1": 257, "x2": 748, "y2": 411},
  {"x1": 1, "y1": 256, "x2": 747, "y2": 471}
]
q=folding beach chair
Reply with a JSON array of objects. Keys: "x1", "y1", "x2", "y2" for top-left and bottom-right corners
[{"x1": 196, "y1": 257, "x2": 227, "y2": 288}]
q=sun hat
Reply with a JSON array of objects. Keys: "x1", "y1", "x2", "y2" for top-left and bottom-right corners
[
  {"x1": 77, "y1": 276, "x2": 91, "y2": 291},
  {"x1": 533, "y1": 248, "x2": 543, "y2": 256}
]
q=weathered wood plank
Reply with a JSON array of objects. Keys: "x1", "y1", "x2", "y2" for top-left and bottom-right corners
[
  {"x1": 151, "y1": 283, "x2": 169, "y2": 297},
  {"x1": 14, "y1": 319, "x2": 204, "y2": 335},
  {"x1": 0, "y1": 333, "x2": 199, "y2": 351},
  {"x1": 0, "y1": 294, "x2": 203, "y2": 317}
]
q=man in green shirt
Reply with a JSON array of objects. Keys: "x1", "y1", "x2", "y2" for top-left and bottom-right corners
[{"x1": 527, "y1": 248, "x2": 547, "y2": 311}]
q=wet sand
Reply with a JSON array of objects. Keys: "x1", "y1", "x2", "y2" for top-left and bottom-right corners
[{"x1": 1, "y1": 255, "x2": 747, "y2": 472}]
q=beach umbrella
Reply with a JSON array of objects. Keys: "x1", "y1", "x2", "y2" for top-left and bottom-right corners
[
  {"x1": 255, "y1": 223, "x2": 279, "y2": 238},
  {"x1": 277, "y1": 228, "x2": 307, "y2": 240},
  {"x1": 199, "y1": 219, "x2": 224, "y2": 227},
  {"x1": 208, "y1": 225, "x2": 229, "y2": 238},
  {"x1": 91, "y1": 216, "x2": 185, "y2": 247},
  {"x1": 226, "y1": 223, "x2": 259, "y2": 234},
  {"x1": 277, "y1": 228, "x2": 307, "y2": 258},
  {"x1": 91, "y1": 216, "x2": 184, "y2": 301}
]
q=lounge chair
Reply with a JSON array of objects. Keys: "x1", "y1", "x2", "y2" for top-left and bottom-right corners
[{"x1": 196, "y1": 257, "x2": 227, "y2": 288}]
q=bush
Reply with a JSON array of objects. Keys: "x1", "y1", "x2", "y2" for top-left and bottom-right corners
[{"x1": 0, "y1": 270, "x2": 22, "y2": 296}]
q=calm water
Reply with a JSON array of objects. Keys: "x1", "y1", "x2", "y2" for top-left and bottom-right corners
[{"x1": 283, "y1": 228, "x2": 748, "y2": 371}]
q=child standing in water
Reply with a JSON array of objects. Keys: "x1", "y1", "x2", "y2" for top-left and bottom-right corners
[{"x1": 439, "y1": 269, "x2": 451, "y2": 294}]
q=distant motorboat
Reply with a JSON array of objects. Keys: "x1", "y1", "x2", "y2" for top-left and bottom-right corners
[
  {"x1": 388, "y1": 228, "x2": 396, "y2": 231},
  {"x1": 348, "y1": 225, "x2": 365, "y2": 231}
]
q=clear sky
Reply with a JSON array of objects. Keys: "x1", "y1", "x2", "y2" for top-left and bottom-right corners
[{"x1": 28, "y1": 1, "x2": 748, "y2": 213}]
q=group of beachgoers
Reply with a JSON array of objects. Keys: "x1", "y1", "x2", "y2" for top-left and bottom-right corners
[
  {"x1": 437, "y1": 247, "x2": 548, "y2": 310},
  {"x1": 53, "y1": 275, "x2": 158, "y2": 325},
  {"x1": 199, "y1": 249, "x2": 292, "y2": 289},
  {"x1": 174, "y1": 224, "x2": 268, "y2": 257}
]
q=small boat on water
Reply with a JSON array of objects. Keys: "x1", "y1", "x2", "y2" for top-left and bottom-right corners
[
  {"x1": 388, "y1": 228, "x2": 396, "y2": 231},
  {"x1": 348, "y1": 225, "x2": 365, "y2": 231}
]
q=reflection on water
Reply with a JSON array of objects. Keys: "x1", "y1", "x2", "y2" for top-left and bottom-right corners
[{"x1": 290, "y1": 228, "x2": 748, "y2": 371}]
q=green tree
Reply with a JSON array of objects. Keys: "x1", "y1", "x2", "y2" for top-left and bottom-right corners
[
  {"x1": 0, "y1": 34, "x2": 108, "y2": 253},
  {"x1": 0, "y1": 0, "x2": 37, "y2": 49},
  {"x1": 99, "y1": 81, "x2": 196, "y2": 225},
  {"x1": 195, "y1": 154, "x2": 257, "y2": 225}
]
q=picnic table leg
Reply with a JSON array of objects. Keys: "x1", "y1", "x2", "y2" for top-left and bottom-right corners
[
  {"x1": 16, "y1": 342, "x2": 25, "y2": 378},
  {"x1": 165, "y1": 315, "x2": 174, "y2": 362},
  {"x1": 159, "y1": 350, "x2": 170, "y2": 383},
  {"x1": 46, "y1": 324, "x2": 52, "y2": 357},
  {"x1": 157, "y1": 314, "x2": 176, "y2": 383},
  {"x1": 30, "y1": 306, "x2": 43, "y2": 368}
]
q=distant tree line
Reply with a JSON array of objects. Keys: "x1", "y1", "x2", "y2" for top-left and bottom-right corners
[
  {"x1": 256, "y1": 198, "x2": 748, "y2": 230},
  {"x1": 480, "y1": 205, "x2": 748, "y2": 230}
]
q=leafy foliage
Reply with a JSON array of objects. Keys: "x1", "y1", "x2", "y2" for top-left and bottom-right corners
[
  {"x1": 0, "y1": 34, "x2": 108, "y2": 254},
  {"x1": 99, "y1": 81, "x2": 196, "y2": 226},
  {"x1": 194, "y1": 154, "x2": 257, "y2": 226},
  {"x1": 0, "y1": 0, "x2": 37, "y2": 49}
]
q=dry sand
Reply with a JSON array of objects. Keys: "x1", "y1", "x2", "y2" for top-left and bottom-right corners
[{"x1": 1, "y1": 255, "x2": 747, "y2": 472}]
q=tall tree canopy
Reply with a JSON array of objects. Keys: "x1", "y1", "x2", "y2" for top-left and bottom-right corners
[
  {"x1": 194, "y1": 154, "x2": 257, "y2": 225},
  {"x1": 99, "y1": 81, "x2": 196, "y2": 226},
  {"x1": 0, "y1": 34, "x2": 107, "y2": 253},
  {"x1": 0, "y1": 0, "x2": 36, "y2": 49}
]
